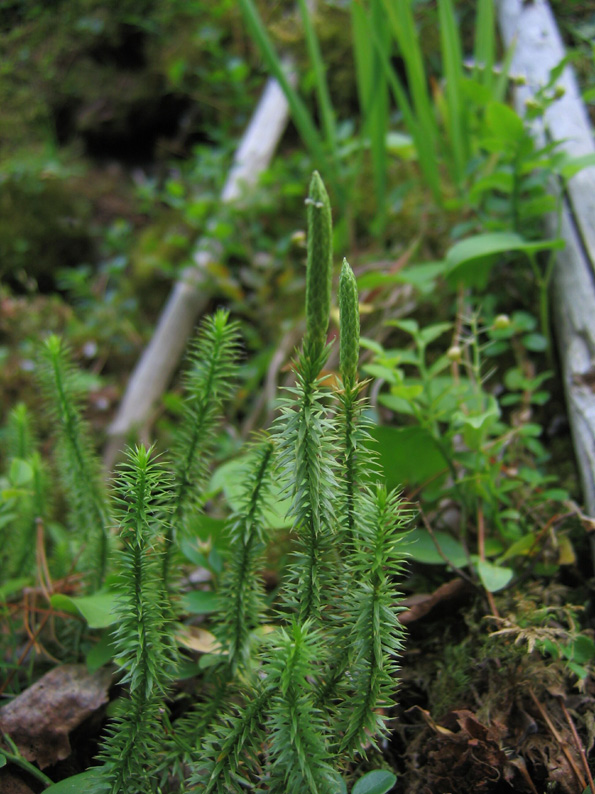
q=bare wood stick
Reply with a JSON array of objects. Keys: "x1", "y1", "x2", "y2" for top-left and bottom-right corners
[
  {"x1": 497, "y1": 0, "x2": 595, "y2": 569},
  {"x1": 103, "y1": 65, "x2": 295, "y2": 470}
]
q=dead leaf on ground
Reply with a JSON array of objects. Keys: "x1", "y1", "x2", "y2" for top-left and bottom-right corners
[
  {"x1": 176, "y1": 626, "x2": 221, "y2": 654},
  {"x1": 0, "y1": 664, "x2": 112, "y2": 769}
]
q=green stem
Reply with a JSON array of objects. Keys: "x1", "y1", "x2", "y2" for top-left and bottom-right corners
[{"x1": 2, "y1": 735, "x2": 53, "y2": 787}]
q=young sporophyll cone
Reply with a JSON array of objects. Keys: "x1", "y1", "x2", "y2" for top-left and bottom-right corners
[
  {"x1": 305, "y1": 171, "x2": 333, "y2": 362},
  {"x1": 339, "y1": 258, "x2": 360, "y2": 389}
]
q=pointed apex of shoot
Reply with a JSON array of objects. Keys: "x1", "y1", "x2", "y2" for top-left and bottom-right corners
[
  {"x1": 305, "y1": 171, "x2": 333, "y2": 365},
  {"x1": 339, "y1": 258, "x2": 360, "y2": 389}
]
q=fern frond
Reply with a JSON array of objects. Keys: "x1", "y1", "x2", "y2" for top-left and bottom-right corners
[
  {"x1": 164, "y1": 309, "x2": 240, "y2": 588},
  {"x1": 337, "y1": 486, "x2": 410, "y2": 758},
  {"x1": 215, "y1": 435, "x2": 276, "y2": 673},
  {"x1": 93, "y1": 445, "x2": 178, "y2": 794},
  {"x1": 266, "y1": 622, "x2": 341, "y2": 794},
  {"x1": 37, "y1": 335, "x2": 111, "y2": 590}
]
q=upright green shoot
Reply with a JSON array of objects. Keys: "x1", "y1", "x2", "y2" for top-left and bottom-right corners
[
  {"x1": 266, "y1": 622, "x2": 341, "y2": 794},
  {"x1": 1, "y1": 405, "x2": 50, "y2": 580},
  {"x1": 277, "y1": 171, "x2": 337, "y2": 623},
  {"x1": 38, "y1": 336, "x2": 111, "y2": 591},
  {"x1": 93, "y1": 446, "x2": 178, "y2": 794},
  {"x1": 164, "y1": 309, "x2": 240, "y2": 589},
  {"x1": 215, "y1": 436, "x2": 276, "y2": 673},
  {"x1": 338, "y1": 486, "x2": 409, "y2": 757},
  {"x1": 337, "y1": 258, "x2": 369, "y2": 543}
]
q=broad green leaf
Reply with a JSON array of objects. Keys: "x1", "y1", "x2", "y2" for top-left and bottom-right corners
[
  {"x1": 43, "y1": 769, "x2": 103, "y2": 793},
  {"x1": 357, "y1": 261, "x2": 442, "y2": 295},
  {"x1": 565, "y1": 634, "x2": 595, "y2": 665},
  {"x1": 484, "y1": 101, "x2": 525, "y2": 143},
  {"x1": 86, "y1": 631, "x2": 116, "y2": 673},
  {"x1": 352, "y1": 769, "x2": 397, "y2": 794},
  {"x1": 378, "y1": 394, "x2": 416, "y2": 416},
  {"x1": 403, "y1": 527, "x2": 468, "y2": 567},
  {"x1": 181, "y1": 590, "x2": 220, "y2": 615},
  {"x1": 475, "y1": 559, "x2": 514, "y2": 592},
  {"x1": 9, "y1": 458, "x2": 33, "y2": 487},
  {"x1": 455, "y1": 397, "x2": 501, "y2": 450},
  {"x1": 469, "y1": 172, "x2": 514, "y2": 198},
  {"x1": 0, "y1": 577, "x2": 31, "y2": 600},
  {"x1": 389, "y1": 384, "x2": 424, "y2": 401},
  {"x1": 50, "y1": 591, "x2": 117, "y2": 629},
  {"x1": 445, "y1": 232, "x2": 565, "y2": 288},
  {"x1": 360, "y1": 337, "x2": 385, "y2": 355},
  {"x1": 522, "y1": 333, "x2": 548, "y2": 352},
  {"x1": 388, "y1": 318, "x2": 419, "y2": 336},
  {"x1": 0, "y1": 753, "x2": 6, "y2": 768},
  {"x1": 499, "y1": 534, "x2": 538, "y2": 562},
  {"x1": 419, "y1": 322, "x2": 452, "y2": 346},
  {"x1": 369, "y1": 425, "x2": 447, "y2": 487},
  {"x1": 362, "y1": 364, "x2": 399, "y2": 385},
  {"x1": 559, "y1": 152, "x2": 595, "y2": 179}
]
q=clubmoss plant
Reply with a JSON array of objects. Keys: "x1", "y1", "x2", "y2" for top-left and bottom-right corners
[
  {"x1": 165, "y1": 309, "x2": 240, "y2": 590},
  {"x1": 1, "y1": 404, "x2": 50, "y2": 581},
  {"x1": 182, "y1": 174, "x2": 410, "y2": 792},
  {"x1": 4, "y1": 173, "x2": 408, "y2": 794},
  {"x1": 38, "y1": 335, "x2": 112, "y2": 591},
  {"x1": 214, "y1": 434, "x2": 276, "y2": 673},
  {"x1": 92, "y1": 445, "x2": 179, "y2": 794}
]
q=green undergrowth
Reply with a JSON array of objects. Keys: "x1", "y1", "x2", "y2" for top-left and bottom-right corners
[{"x1": 0, "y1": 173, "x2": 409, "y2": 794}]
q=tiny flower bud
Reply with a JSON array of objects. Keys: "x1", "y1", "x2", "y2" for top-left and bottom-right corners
[
  {"x1": 290, "y1": 229, "x2": 306, "y2": 247},
  {"x1": 447, "y1": 345, "x2": 462, "y2": 363},
  {"x1": 524, "y1": 97, "x2": 543, "y2": 115},
  {"x1": 493, "y1": 314, "x2": 511, "y2": 330}
]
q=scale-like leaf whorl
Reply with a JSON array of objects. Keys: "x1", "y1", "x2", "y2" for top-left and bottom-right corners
[
  {"x1": 339, "y1": 258, "x2": 360, "y2": 389},
  {"x1": 305, "y1": 171, "x2": 333, "y2": 364}
]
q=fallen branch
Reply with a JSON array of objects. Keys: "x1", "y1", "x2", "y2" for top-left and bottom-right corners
[{"x1": 497, "y1": 0, "x2": 595, "y2": 569}]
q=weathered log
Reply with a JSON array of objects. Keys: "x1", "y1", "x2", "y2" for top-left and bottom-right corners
[
  {"x1": 103, "y1": 65, "x2": 295, "y2": 469},
  {"x1": 497, "y1": 1, "x2": 595, "y2": 556}
]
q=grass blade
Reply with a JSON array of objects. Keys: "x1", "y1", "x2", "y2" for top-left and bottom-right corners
[
  {"x1": 381, "y1": 0, "x2": 439, "y2": 154},
  {"x1": 297, "y1": 0, "x2": 338, "y2": 158},
  {"x1": 473, "y1": 0, "x2": 495, "y2": 92},
  {"x1": 370, "y1": 2, "x2": 442, "y2": 202},
  {"x1": 438, "y1": 0, "x2": 468, "y2": 188},
  {"x1": 352, "y1": 0, "x2": 389, "y2": 231},
  {"x1": 237, "y1": 0, "x2": 333, "y2": 186}
]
